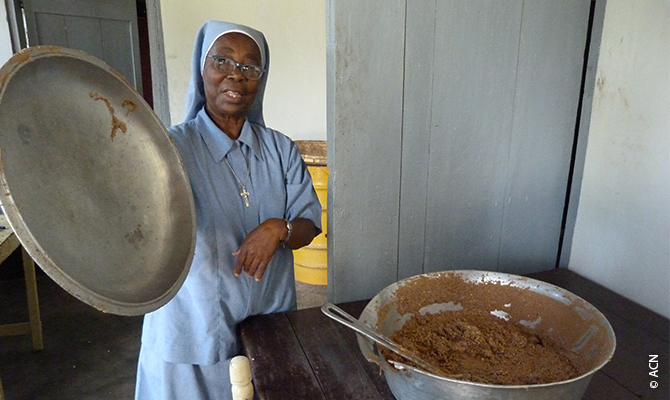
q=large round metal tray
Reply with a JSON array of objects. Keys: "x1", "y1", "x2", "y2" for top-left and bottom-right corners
[{"x1": 0, "y1": 46, "x2": 195, "y2": 315}]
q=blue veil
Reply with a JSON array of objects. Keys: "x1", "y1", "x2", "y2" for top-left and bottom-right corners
[{"x1": 183, "y1": 20, "x2": 269, "y2": 126}]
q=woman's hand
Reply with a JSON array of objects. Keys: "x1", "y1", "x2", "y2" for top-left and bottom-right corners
[
  {"x1": 232, "y1": 217, "x2": 318, "y2": 281},
  {"x1": 232, "y1": 218, "x2": 285, "y2": 281}
]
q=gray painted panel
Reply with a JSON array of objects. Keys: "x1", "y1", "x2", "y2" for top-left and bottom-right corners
[
  {"x1": 23, "y1": 0, "x2": 141, "y2": 92},
  {"x1": 398, "y1": 1, "x2": 436, "y2": 280},
  {"x1": 327, "y1": 0, "x2": 594, "y2": 302},
  {"x1": 64, "y1": 15, "x2": 104, "y2": 60},
  {"x1": 146, "y1": 0, "x2": 171, "y2": 125},
  {"x1": 327, "y1": 0, "x2": 406, "y2": 303},
  {"x1": 326, "y1": 0, "x2": 335, "y2": 302},
  {"x1": 24, "y1": 0, "x2": 135, "y2": 20},
  {"x1": 424, "y1": 0, "x2": 523, "y2": 272},
  {"x1": 498, "y1": 0, "x2": 591, "y2": 274},
  {"x1": 101, "y1": 19, "x2": 139, "y2": 88},
  {"x1": 33, "y1": 13, "x2": 67, "y2": 47}
]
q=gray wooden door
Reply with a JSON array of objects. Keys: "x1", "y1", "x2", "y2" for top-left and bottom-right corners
[
  {"x1": 328, "y1": 0, "x2": 593, "y2": 302},
  {"x1": 22, "y1": 0, "x2": 143, "y2": 94}
]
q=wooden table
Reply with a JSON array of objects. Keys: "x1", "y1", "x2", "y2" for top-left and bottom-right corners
[
  {"x1": 0, "y1": 214, "x2": 43, "y2": 351},
  {"x1": 240, "y1": 268, "x2": 669, "y2": 399},
  {"x1": 0, "y1": 214, "x2": 44, "y2": 400}
]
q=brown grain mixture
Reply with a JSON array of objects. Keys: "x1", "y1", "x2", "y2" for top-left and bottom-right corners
[
  {"x1": 382, "y1": 311, "x2": 585, "y2": 385},
  {"x1": 378, "y1": 274, "x2": 587, "y2": 385}
]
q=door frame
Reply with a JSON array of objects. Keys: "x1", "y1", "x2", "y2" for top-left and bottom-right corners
[
  {"x1": 144, "y1": 0, "x2": 170, "y2": 125},
  {"x1": 3, "y1": 0, "x2": 170, "y2": 126}
]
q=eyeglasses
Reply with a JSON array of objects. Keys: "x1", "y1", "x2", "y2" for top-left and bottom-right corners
[{"x1": 208, "y1": 55, "x2": 264, "y2": 80}]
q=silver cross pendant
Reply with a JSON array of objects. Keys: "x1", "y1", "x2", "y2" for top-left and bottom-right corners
[{"x1": 240, "y1": 185, "x2": 250, "y2": 207}]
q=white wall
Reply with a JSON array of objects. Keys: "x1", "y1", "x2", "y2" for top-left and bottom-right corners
[
  {"x1": 569, "y1": 0, "x2": 670, "y2": 318},
  {"x1": 160, "y1": 0, "x2": 326, "y2": 140},
  {"x1": 0, "y1": 3, "x2": 14, "y2": 65}
]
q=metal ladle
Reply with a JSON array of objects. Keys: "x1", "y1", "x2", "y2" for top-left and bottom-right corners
[{"x1": 321, "y1": 303, "x2": 448, "y2": 378}]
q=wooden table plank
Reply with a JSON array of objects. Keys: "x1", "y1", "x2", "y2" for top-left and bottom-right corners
[
  {"x1": 601, "y1": 332, "x2": 669, "y2": 398},
  {"x1": 528, "y1": 269, "x2": 669, "y2": 342},
  {"x1": 240, "y1": 312, "x2": 326, "y2": 400},
  {"x1": 528, "y1": 269, "x2": 669, "y2": 399},
  {"x1": 0, "y1": 215, "x2": 19, "y2": 264},
  {"x1": 287, "y1": 303, "x2": 394, "y2": 400},
  {"x1": 583, "y1": 371, "x2": 639, "y2": 400},
  {"x1": 333, "y1": 302, "x2": 396, "y2": 399}
]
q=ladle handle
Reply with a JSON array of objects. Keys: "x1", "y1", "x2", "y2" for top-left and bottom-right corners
[
  {"x1": 321, "y1": 303, "x2": 397, "y2": 349},
  {"x1": 321, "y1": 303, "x2": 444, "y2": 377}
]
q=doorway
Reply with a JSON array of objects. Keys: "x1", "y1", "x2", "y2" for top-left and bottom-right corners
[{"x1": 6, "y1": 0, "x2": 153, "y2": 107}]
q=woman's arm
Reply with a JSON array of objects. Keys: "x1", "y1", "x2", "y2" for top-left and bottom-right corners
[
  {"x1": 279, "y1": 217, "x2": 317, "y2": 250},
  {"x1": 232, "y1": 217, "x2": 317, "y2": 281}
]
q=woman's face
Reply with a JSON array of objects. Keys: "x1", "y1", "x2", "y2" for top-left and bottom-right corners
[{"x1": 203, "y1": 32, "x2": 262, "y2": 121}]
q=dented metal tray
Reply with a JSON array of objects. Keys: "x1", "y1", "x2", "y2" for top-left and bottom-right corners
[{"x1": 0, "y1": 46, "x2": 195, "y2": 315}]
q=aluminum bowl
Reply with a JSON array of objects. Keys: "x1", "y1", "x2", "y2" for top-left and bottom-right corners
[
  {"x1": 0, "y1": 46, "x2": 195, "y2": 315},
  {"x1": 357, "y1": 270, "x2": 616, "y2": 400}
]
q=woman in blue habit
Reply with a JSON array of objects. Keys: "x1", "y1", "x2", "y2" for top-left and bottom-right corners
[{"x1": 135, "y1": 20, "x2": 322, "y2": 400}]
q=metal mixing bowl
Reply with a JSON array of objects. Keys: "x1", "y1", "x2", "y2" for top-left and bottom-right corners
[
  {"x1": 0, "y1": 46, "x2": 195, "y2": 315},
  {"x1": 357, "y1": 270, "x2": 616, "y2": 400}
]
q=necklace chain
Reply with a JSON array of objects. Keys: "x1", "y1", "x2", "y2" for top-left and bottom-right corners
[{"x1": 224, "y1": 146, "x2": 251, "y2": 207}]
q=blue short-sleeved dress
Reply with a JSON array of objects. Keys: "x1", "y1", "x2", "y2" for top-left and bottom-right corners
[{"x1": 134, "y1": 108, "x2": 322, "y2": 400}]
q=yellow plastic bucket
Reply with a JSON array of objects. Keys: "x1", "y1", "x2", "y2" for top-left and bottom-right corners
[{"x1": 293, "y1": 141, "x2": 327, "y2": 285}]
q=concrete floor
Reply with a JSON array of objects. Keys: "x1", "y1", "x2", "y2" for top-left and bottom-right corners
[
  {"x1": 1, "y1": 273, "x2": 141, "y2": 400},
  {"x1": 295, "y1": 280, "x2": 328, "y2": 310},
  {"x1": 0, "y1": 261, "x2": 327, "y2": 400}
]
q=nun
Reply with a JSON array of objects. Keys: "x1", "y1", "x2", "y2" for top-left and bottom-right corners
[{"x1": 134, "y1": 20, "x2": 322, "y2": 400}]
